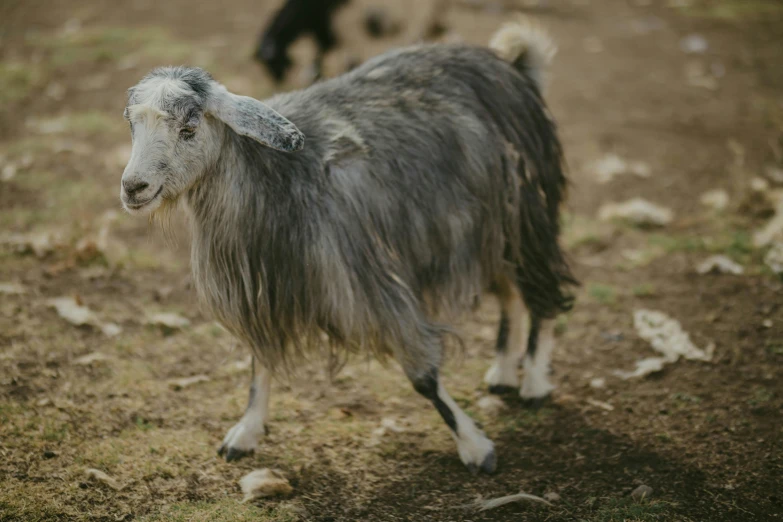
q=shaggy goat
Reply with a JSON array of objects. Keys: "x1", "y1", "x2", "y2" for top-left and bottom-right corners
[{"x1": 120, "y1": 21, "x2": 575, "y2": 474}]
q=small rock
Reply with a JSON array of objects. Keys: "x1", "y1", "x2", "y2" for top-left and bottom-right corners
[
  {"x1": 700, "y1": 189, "x2": 729, "y2": 211},
  {"x1": 239, "y1": 469, "x2": 293, "y2": 502},
  {"x1": 1, "y1": 163, "x2": 17, "y2": 181},
  {"x1": 680, "y1": 34, "x2": 708, "y2": 54},
  {"x1": 765, "y1": 243, "x2": 783, "y2": 274},
  {"x1": 631, "y1": 484, "x2": 653, "y2": 501},
  {"x1": 543, "y1": 492, "x2": 561, "y2": 502},
  {"x1": 751, "y1": 177, "x2": 769, "y2": 192},
  {"x1": 762, "y1": 319, "x2": 773, "y2": 328},
  {"x1": 477, "y1": 395, "x2": 507, "y2": 414},
  {"x1": 589, "y1": 378, "x2": 606, "y2": 389},
  {"x1": 0, "y1": 282, "x2": 26, "y2": 295},
  {"x1": 43, "y1": 450, "x2": 58, "y2": 459}
]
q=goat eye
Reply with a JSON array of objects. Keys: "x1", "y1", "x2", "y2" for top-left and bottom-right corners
[{"x1": 179, "y1": 127, "x2": 196, "y2": 141}]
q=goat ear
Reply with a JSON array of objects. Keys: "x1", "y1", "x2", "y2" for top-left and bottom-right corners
[{"x1": 209, "y1": 87, "x2": 305, "y2": 152}]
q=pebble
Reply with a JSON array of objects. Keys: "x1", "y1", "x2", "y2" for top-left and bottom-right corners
[{"x1": 631, "y1": 484, "x2": 653, "y2": 501}]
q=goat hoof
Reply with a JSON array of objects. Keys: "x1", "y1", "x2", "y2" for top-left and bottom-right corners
[
  {"x1": 467, "y1": 449, "x2": 497, "y2": 474},
  {"x1": 521, "y1": 395, "x2": 551, "y2": 410},
  {"x1": 479, "y1": 449, "x2": 497, "y2": 474},
  {"x1": 488, "y1": 384, "x2": 518, "y2": 395},
  {"x1": 218, "y1": 444, "x2": 253, "y2": 462}
]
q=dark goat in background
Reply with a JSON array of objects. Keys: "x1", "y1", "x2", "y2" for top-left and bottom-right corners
[{"x1": 254, "y1": 0, "x2": 349, "y2": 83}]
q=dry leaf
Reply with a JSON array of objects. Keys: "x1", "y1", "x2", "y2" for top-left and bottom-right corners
[
  {"x1": 615, "y1": 310, "x2": 713, "y2": 379},
  {"x1": 47, "y1": 296, "x2": 122, "y2": 337},
  {"x1": 85, "y1": 468, "x2": 122, "y2": 490},
  {"x1": 464, "y1": 491, "x2": 553, "y2": 511},
  {"x1": 586, "y1": 398, "x2": 614, "y2": 411},
  {"x1": 48, "y1": 296, "x2": 97, "y2": 326},
  {"x1": 598, "y1": 199, "x2": 673, "y2": 227},
  {"x1": 147, "y1": 312, "x2": 190, "y2": 329},
  {"x1": 592, "y1": 154, "x2": 651, "y2": 183},
  {"x1": 73, "y1": 352, "x2": 109, "y2": 365},
  {"x1": 168, "y1": 375, "x2": 210, "y2": 390},
  {"x1": 696, "y1": 256, "x2": 744, "y2": 275},
  {"x1": 1, "y1": 232, "x2": 61, "y2": 258},
  {"x1": 239, "y1": 469, "x2": 293, "y2": 502}
]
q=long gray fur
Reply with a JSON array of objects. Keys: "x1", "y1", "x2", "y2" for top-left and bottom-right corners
[{"x1": 132, "y1": 43, "x2": 576, "y2": 381}]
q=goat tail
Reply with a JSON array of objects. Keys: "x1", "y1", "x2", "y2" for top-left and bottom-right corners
[{"x1": 489, "y1": 17, "x2": 556, "y2": 91}]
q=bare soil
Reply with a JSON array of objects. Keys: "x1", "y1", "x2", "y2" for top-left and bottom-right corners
[{"x1": 1, "y1": 0, "x2": 782, "y2": 520}]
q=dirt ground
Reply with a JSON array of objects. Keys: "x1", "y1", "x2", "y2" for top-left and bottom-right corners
[{"x1": 1, "y1": 0, "x2": 782, "y2": 520}]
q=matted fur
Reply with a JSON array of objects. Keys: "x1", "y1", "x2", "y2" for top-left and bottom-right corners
[{"x1": 126, "y1": 24, "x2": 576, "y2": 378}]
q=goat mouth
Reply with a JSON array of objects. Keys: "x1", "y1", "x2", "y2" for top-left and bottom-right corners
[{"x1": 125, "y1": 186, "x2": 163, "y2": 210}]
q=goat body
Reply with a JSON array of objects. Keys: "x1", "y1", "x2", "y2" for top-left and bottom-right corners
[{"x1": 122, "y1": 21, "x2": 575, "y2": 472}]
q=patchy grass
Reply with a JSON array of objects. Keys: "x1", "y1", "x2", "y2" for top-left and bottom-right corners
[
  {"x1": 747, "y1": 386, "x2": 774, "y2": 406},
  {"x1": 0, "y1": 62, "x2": 43, "y2": 105},
  {"x1": 26, "y1": 26, "x2": 192, "y2": 67},
  {"x1": 631, "y1": 283, "x2": 656, "y2": 297},
  {"x1": 139, "y1": 501, "x2": 302, "y2": 522},
  {"x1": 677, "y1": 0, "x2": 783, "y2": 21},
  {"x1": 588, "y1": 283, "x2": 617, "y2": 304},
  {"x1": 593, "y1": 497, "x2": 681, "y2": 522}
]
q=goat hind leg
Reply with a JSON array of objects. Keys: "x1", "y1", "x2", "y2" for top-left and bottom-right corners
[
  {"x1": 520, "y1": 315, "x2": 556, "y2": 408},
  {"x1": 484, "y1": 285, "x2": 528, "y2": 394}
]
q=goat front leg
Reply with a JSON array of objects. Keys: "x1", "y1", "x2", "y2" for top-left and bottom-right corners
[
  {"x1": 398, "y1": 330, "x2": 496, "y2": 474},
  {"x1": 410, "y1": 367, "x2": 496, "y2": 474},
  {"x1": 218, "y1": 356, "x2": 271, "y2": 462}
]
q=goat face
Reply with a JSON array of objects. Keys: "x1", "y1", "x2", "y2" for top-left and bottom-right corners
[{"x1": 120, "y1": 66, "x2": 304, "y2": 216}]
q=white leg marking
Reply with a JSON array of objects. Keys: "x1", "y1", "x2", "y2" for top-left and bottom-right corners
[
  {"x1": 484, "y1": 288, "x2": 528, "y2": 388},
  {"x1": 221, "y1": 361, "x2": 271, "y2": 458},
  {"x1": 520, "y1": 320, "x2": 556, "y2": 399},
  {"x1": 437, "y1": 380, "x2": 496, "y2": 472}
]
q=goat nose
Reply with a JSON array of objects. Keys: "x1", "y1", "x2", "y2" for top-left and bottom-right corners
[{"x1": 123, "y1": 179, "x2": 149, "y2": 196}]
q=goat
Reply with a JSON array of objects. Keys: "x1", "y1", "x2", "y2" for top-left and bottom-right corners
[
  {"x1": 120, "y1": 20, "x2": 576, "y2": 474},
  {"x1": 254, "y1": 0, "x2": 349, "y2": 83}
]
